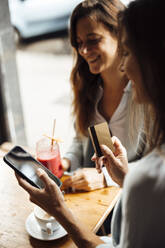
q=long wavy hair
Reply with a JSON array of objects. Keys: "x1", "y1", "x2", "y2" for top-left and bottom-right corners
[
  {"x1": 118, "y1": 0, "x2": 165, "y2": 150},
  {"x1": 69, "y1": 0, "x2": 125, "y2": 136}
]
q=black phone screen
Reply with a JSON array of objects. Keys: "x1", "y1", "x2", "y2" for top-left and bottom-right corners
[{"x1": 3, "y1": 146, "x2": 62, "y2": 189}]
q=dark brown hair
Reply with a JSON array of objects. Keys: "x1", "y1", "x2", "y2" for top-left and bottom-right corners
[
  {"x1": 69, "y1": 0, "x2": 125, "y2": 136},
  {"x1": 119, "y1": 0, "x2": 165, "y2": 149}
]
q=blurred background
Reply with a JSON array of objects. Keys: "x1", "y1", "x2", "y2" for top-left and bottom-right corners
[{"x1": 0, "y1": 0, "x2": 132, "y2": 155}]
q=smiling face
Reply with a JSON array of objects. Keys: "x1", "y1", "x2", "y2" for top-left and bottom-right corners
[
  {"x1": 76, "y1": 17, "x2": 118, "y2": 75},
  {"x1": 120, "y1": 27, "x2": 149, "y2": 103}
]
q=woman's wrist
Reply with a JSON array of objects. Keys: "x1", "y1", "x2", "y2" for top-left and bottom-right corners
[
  {"x1": 53, "y1": 204, "x2": 104, "y2": 248},
  {"x1": 61, "y1": 158, "x2": 71, "y2": 171}
]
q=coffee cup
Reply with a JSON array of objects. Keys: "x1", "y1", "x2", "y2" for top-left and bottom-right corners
[{"x1": 34, "y1": 206, "x2": 60, "y2": 235}]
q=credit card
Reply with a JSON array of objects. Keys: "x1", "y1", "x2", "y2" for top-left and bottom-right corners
[{"x1": 88, "y1": 122, "x2": 115, "y2": 157}]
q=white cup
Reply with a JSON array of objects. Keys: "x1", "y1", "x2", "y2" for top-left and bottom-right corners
[{"x1": 34, "y1": 206, "x2": 60, "y2": 235}]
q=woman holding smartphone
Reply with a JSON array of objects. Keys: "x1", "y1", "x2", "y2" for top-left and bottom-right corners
[{"x1": 15, "y1": 0, "x2": 165, "y2": 247}]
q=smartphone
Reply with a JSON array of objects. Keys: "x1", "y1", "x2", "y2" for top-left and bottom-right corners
[
  {"x1": 88, "y1": 122, "x2": 115, "y2": 157},
  {"x1": 3, "y1": 146, "x2": 62, "y2": 189}
]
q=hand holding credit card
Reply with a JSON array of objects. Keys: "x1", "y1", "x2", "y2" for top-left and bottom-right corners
[{"x1": 88, "y1": 122, "x2": 115, "y2": 157}]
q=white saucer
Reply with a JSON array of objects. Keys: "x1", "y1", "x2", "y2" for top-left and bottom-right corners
[{"x1": 25, "y1": 212, "x2": 67, "y2": 241}]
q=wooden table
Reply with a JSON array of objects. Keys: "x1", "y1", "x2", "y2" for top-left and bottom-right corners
[{"x1": 0, "y1": 143, "x2": 121, "y2": 248}]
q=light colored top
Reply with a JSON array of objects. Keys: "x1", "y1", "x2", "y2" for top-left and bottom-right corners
[
  {"x1": 97, "y1": 145, "x2": 165, "y2": 247},
  {"x1": 64, "y1": 81, "x2": 145, "y2": 179},
  {"x1": 92, "y1": 81, "x2": 136, "y2": 161}
]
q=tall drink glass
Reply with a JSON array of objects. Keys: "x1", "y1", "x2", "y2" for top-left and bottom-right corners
[{"x1": 36, "y1": 137, "x2": 63, "y2": 178}]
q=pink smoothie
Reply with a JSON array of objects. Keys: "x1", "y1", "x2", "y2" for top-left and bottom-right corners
[{"x1": 37, "y1": 150, "x2": 63, "y2": 178}]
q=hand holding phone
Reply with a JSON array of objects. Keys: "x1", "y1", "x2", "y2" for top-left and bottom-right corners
[
  {"x1": 88, "y1": 122, "x2": 115, "y2": 157},
  {"x1": 3, "y1": 146, "x2": 62, "y2": 189}
]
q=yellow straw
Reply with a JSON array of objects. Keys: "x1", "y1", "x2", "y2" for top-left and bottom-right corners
[
  {"x1": 43, "y1": 134, "x2": 63, "y2": 143},
  {"x1": 51, "y1": 119, "x2": 56, "y2": 150}
]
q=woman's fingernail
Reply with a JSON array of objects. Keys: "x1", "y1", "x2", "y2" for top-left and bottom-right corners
[{"x1": 37, "y1": 168, "x2": 45, "y2": 175}]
